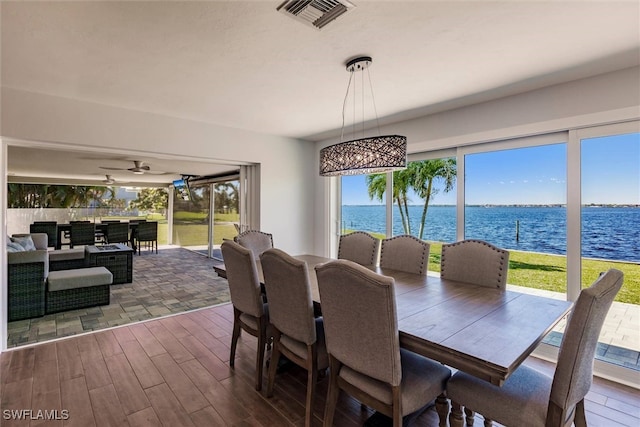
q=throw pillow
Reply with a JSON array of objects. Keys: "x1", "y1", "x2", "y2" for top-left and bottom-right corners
[
  {"x1": 7, "y1": 241, "x2": 26, "y2": 253},
  {"x1": 11, "y1": 235, "x2": 37, "y2": 251}
]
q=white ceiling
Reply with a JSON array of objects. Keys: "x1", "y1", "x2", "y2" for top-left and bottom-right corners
[{"x1": 2, "y1": 0, "x2": 639, "y2": 185}]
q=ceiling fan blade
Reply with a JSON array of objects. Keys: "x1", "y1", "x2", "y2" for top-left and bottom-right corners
[{"x1": 100, "y1": 166, "x2": 126, "y2": 171}]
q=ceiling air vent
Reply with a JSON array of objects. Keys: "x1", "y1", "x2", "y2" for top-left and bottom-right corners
[{"x1": 277, "y1": 0, "x2": 356, "y2": 30}]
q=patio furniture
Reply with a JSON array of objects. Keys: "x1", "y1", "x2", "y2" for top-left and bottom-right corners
[
  {"x1": 135, "y1": 221, "x2": 158, "y2": 254},
  {"x1": 440, "y1": 239, "x2": 510, "y2": 289},
  {"x1": 48, "y1": 248, "x2": 87, "y2": 271},
  {"x1": 446, "y1": 269, "x2": 624, "y2": 427},
  {"x1": 316, "y1": 259, "x2": 451, "y2": 427},
  {"x1": 105, "y1": 222, "x2": 130, "y2": 245},
  {"x1": 30, "y1": 221, "x2": 58, "y2": 249},
  {"x1": 70, "y1": 222, "x2": 96, "y2": 248},
  {"x1": 46, "y1": 266, "x2": 113, "y2": 314},
  {"x1": 260, "y1": 248, "x2": 328, "y2": 427},
  {"x1": 380, "y1": 234, "x2": 430, "y2": 275},
  {"x1": 235, "y1": 230, "x2": 273, "y2": 258},
  {"x1": 221, "y1": 240, "x2": 270, "y2": 391},
  {"x1": 337, "y1": 231, "x2": 380, "y2": 266},
  {"x1": 7, "y1": 233, "x2": 49, "y2": 321},
  {"x1": 85, "y1": 243, "x2": 134, "y2": 284}
]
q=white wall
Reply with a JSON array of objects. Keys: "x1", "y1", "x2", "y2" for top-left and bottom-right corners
[
  {"x1": 1, "y1": 87, "x2": 317, "y2": 255},
  {"x1": 313, "y1": 66, "x2": 640, "y2": 256}
]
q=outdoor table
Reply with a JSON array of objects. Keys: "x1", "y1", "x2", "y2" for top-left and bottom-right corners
[
  {"x1": 55, "y1": 222, "x2": 139, "y2": 251},
  {"x1": 213, "y1": 254, "x2": 572, "y2": 386}
]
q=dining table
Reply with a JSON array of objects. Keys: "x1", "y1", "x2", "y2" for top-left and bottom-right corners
[{"x1": 212, "y1": 254, "x2": 572, "y2": 387}]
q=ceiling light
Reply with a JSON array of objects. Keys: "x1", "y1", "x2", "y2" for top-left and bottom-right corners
[{"x1": 319, "y1": 56, "x2": 407, "y2": 177}]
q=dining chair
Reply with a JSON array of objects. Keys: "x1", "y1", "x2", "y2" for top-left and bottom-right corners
[
  {"x1": 315, "y1": 259, "x2": 451, "y2": 427},
  {"x1": 234, "y1": 230, "x2": 274, "y2": 258},
  {"x1": 69, "y1": 222, "x2": 96, "y2": 248},
  {"x1": 380, "y1": 234, "x2": 430, "y2": 275},
  {"x1": 260, "y1": 248, "x2": 328, "y2": 427},
  {"x1": 30, "y1": 221, "x2": 58, "y2": 249},
  {"x1": 440, "y1": 239, "x2": 509, "y2": 289},
  {"x1": 105, "y1": 222, "x2": 130, "y2": 246},
  {"x1": 220, "y1": 240, "x2": 270, "y2": 391},
  {"x1": 135, "y1": 221, "x2": 158, "y2": 255},
  {"x1": 446, "y1": 268, "x2": 624, "y2": 427},
  {"x1": 337, "y1": 231, "x2": 380, "y2": 266}
]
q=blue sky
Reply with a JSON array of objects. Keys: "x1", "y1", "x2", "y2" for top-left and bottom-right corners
[{"x1": 342, "y1": 133, "x2": 639, "y2": 205}]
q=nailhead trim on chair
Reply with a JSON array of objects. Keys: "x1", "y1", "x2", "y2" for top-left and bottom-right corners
[
  {"x1": 338, "y1": 231, "x2": 379, "y2": 266},
  {"x1": 380, "y1": 234, "x2": 429, "y2": 275},
  {"x1": 441, "y1": 239, "x2": 508, "y2": 288}
]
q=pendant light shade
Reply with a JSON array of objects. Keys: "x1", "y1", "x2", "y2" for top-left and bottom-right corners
[
  {"x1": 319, "y1": 56, "x2": 407, "y2": 177},
  {"x1": 319, "y1": 134, "x2": 407, "y2": 176}
]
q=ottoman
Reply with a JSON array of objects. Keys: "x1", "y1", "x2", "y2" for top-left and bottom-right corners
[{"x1": 46, "y1": 267, "x2": 113, "y2": 314}]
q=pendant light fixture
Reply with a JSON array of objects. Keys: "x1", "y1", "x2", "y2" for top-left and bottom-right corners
[{"x1": 319, "y1": 56, "x2": 407, "y2": 177}]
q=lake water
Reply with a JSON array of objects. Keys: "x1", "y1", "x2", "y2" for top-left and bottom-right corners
[{"x1": 341, "y1": 205, "x2": 640, "y2": 262}]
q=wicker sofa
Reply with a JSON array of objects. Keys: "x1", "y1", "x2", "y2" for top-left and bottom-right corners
[
  {"x1": 7, "y1": 233, "x2": 49, "y2": 321},
  {"x1": 7, "y1": 233, "x2": 112, "y2": 321}
]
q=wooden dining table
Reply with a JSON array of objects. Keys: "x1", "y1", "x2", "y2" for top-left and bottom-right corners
[{"x1": 213, "y1": 254, "x2": 572, "y2": 386}]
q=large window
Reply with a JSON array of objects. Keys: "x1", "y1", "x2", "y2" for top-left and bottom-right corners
[
  {"x1": 579, "y1": 129, "x2": 639, "y2": 368},
  {"x1": 464, "y1": 143, "x2": 568, "y2": 293}
]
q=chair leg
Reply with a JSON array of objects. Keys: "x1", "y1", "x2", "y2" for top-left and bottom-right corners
[
  {"x1": 229, "y1": 309, "x2": 242, "y2": 368},
  {"x1": 449, "y1": 401, "x2": 464, "y2": 427},
  {"x1": 324, "y1": 356, "x2": 341, "y2": 427},
  {"x1": 435, "y1": 393, "x2": 449, "y2": 427},
  {"x1": 574, "y1": 399, "x2": 587, "y2": 427},
  {"x1": 266, "y1": 330, "x2": 282, "y2": 398},
  {"x1": 305, "y1": 344, "x2": 319, "y2": 427},
  {"x1": 255, "y1": 318, "x2": 267, "y2": 391}
]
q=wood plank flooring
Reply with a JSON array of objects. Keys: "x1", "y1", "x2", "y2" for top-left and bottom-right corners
[{"x1": 1, "y1": 303, "x2": 638, "y2": 426}]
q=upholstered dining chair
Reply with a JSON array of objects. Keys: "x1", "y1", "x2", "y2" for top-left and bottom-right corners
[
  {"x1": 260, "y1": 248, "x2": 329, "y2": 427},
  {"x1": 380, "y1": 234, "x2": 430, "y2": 275},
  {"x1": 220, "y1": 240, "x2": 270, "y2": 391},
  {"x1": 315, "y1": 260, "x2": 451, "y2": 427},
  {"x1": 440, "y1": 239, "x2": 510, "y2": 289},
  {"x1": 235, "y1": 230, "x2": 274, "y2": 258},
  {"x1": 69, "y1": 222, "x2": 96, "y2": 248},
  {"x1": 337, "y1": 231, "x2": 380, "y2": 266},
  {"x1": 30, "y1": 221, "x2": 58, "y2": 249},
  {"x1": 446, "y1": 269, "x2": 623, "y2": 427}
]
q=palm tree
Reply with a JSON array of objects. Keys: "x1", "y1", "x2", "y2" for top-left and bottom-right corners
[
  {"x1": 411, "y1": 159, "x2": 457, "y2": 240},
  {"x1": 366, "y1": 168, "x2": 414, "y2": 234}
]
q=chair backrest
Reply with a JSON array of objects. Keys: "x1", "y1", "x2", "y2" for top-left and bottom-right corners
[
  {"x1": 549, "y1": 269, "x2": 623, "y2": 421},
  {"x1": 380, "y1": 234, "x2": 430, "y2": 275},
  {"x1": 220, "y1": 240, "x2": 264, "y2": 318},
  {"x1": 235, "y1": 230, "x2": 273, "y2": 258},
  {"x1": 260, "y1": 248, "x2": 316, "y2": 345},
  {"x1": 338, "y1": 231, "x2": 380, "y2": 266},
  {"x1": 315, "y1": 259, "x2": 401, "y2": 386},
  {"x1": 137, "y1": 221, "x2": 158, "y2": 241},
  {"x1": 30, "y1": 222, "x2": 58, "y2": 248},
  {"x1": 440, "y1": 239, "x2": 509, "y2": 289},
  {"x1": 70, "y1": 222, "x2": 96, "y2": 246},
  {"x1": 106, "y1": 223, "x2": 129, "y2": 244}
]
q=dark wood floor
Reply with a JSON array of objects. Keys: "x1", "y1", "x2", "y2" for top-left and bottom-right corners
[{"x1": 1, "y1": 303, "x2": 638, "y2": 426}]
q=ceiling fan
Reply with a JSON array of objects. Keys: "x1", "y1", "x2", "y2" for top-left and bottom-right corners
[
  {"x1": 100, "y1": 160, "x2": 168, "y2": 175},
  {"x1": 102, "y1": 175, "x2": 130, "y2": 185}
]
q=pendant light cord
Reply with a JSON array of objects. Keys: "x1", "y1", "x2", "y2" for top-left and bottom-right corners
[{"x1": 340, "y1": 71, "x2": 354, "y2": 142}]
